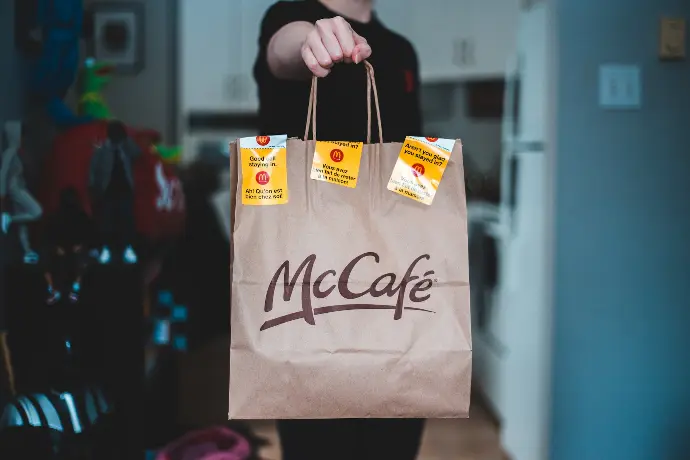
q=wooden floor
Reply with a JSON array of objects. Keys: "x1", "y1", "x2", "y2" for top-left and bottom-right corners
[{"x1": 250, "y1": 402, "x2": 508, "y2": 460}]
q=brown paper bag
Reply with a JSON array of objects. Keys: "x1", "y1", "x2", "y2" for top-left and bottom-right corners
[{"x1": 229, "y1": 62, "x2": 471, "y2": 419}]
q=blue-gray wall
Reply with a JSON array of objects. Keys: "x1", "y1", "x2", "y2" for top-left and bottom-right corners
[
  {"x1": 551, "y1": 1, "x2": 690, "y2": 459},
  {"x1": 0, "y1": 0, "x2": 26, "y2": 127}
]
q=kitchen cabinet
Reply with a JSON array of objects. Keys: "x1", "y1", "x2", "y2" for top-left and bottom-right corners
[
  {"x1": 238, "y1": 0, "x2": 277, "y2": 112},
  {"x1": 180, "y1": 0, "x2": 240, "y2": 113},
  {"x1": 413, "y1": 0, "x2": 475, "y2": 81},
  {"x1": 466, "y1": 0, "x2": 520, "y2": 78},
  {"x1": 179, "y1": 0, "x2": 274, "y2": 113},
  {"x1": 377, "y1": 0, "x2": 518, "y2": 82}
]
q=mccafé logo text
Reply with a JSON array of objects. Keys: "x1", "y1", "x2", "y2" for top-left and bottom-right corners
[{"x1": 260, "y1": 252, "x2": 435, "y2": 331}]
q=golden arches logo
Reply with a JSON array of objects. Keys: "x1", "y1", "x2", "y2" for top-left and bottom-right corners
[
  {"x1": 256, "y1": 136, "x2": 271, "y2": 146},
  {"x1": 330, "y1": 149, "x2": 344, "y2": 163},
  {"x1": 255, "y1": 171, "x2": 270, "y2": 185},
  {"x1": 411, "y1": 163, "x2": 425, "y2": 177}
]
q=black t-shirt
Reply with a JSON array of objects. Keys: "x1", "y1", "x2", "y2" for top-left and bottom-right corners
[{"x1": 255, "y1": 0, "x2": 422, "y2": 143}]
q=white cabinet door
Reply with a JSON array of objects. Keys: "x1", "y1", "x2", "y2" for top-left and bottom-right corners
[
  {"x1": 237, "y1": 0, "x2": 277, "y2": 112},
  {"x1": 397, "y1": 0, "x2": 517, "y2": 81},
  {"x1": 372, "y1": 0, "x2": 474, "y2": 81},
  {"x1": 411, "y1": 0, "x2": 475, "y2": 82},
  {"x1": 466, "y1": 0, "x2": 520, "y2": 78},
  {"x1": 180, "y1": 0, "x2": 274, "y2": 113},
  {"x1": 515, "y1": 3, "x2": 548, "y2": 144},
  {"x1": 179, "y1": 0, "x2": 242, "y2": 112}
]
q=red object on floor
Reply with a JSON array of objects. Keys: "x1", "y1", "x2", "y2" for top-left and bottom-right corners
[
  {"x1": 40, "y1": 120, "x2": 185, "y2": 240},
  {"x1": 155, "y1": 426, "x2": 251, "y2": 460}
]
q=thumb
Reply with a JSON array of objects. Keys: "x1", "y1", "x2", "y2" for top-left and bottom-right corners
[{"x1": 352, "y1": 31, "x2": 368, "y2": 47}]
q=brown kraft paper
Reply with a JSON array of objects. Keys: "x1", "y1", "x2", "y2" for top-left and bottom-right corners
[{"x1": 228, "y1": 62, "x2": 471, "y2": 419}]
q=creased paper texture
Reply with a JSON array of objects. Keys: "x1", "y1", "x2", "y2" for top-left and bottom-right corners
[{"x1": 228, "y1": 138, "x2": 471, "y2": 419}]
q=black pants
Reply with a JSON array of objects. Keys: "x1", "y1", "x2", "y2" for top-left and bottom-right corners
[
  {"x1": 95, "y1": 190, "x2": 135, "y2": 247},
  {"x1": 277, "y1": 418, "x2": 425, "y2": 460}
]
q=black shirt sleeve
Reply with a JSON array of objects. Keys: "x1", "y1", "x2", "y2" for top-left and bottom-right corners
[
  {"x1": 258, "y1": 2, "x2": 309, "y2": 51},
  {"x1": 255, "y1": 1, "x2": 310, "y2": 83}
]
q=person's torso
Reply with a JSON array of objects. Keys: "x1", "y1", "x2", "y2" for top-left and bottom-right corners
[{"x1": 255, "y1": 0, "x2": 421, "y2": 143}]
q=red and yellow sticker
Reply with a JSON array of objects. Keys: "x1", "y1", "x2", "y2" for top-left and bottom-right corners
[
  {"x1": 310, "y1": 141, "x2": 364, "y2": 188},
  {"x1": 387, "y1": 136, "x2": 457, "y2": 205},
  {"x1": 239, "y1": 135, "x2": 288, "y2": 205}
]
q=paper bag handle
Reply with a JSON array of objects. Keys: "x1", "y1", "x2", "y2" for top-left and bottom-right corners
[{"x1": 303, "y1": 60, "x2": 384, "y2": 145}]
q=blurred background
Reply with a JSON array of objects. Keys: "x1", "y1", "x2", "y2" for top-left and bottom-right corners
[{"x1": 0, "y1": 0, "x2": 689, "y2": 459}]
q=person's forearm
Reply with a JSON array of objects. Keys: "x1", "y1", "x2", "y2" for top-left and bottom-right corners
[{"x1": 267, "y1": 21, "x2": 315, "y2": 80}]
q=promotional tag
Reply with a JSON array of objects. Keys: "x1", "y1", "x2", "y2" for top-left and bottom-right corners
[
  {"x1": 310, "y1": 141, "x2": 364, "y2": 188},
  {"x1": 387, "y1": 136, "x2": 456, "y2": 205},
  {"x1": 239, "y1": 135, "x2": 289, "y2": 205}
]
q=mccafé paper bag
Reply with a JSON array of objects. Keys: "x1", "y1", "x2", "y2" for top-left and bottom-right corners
[{"x1": 228, "y1": 63, "x2": 471, "y2": 419}]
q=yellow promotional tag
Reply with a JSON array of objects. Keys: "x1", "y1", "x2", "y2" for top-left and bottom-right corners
[
  {"x1": 310, "y1": 141, "x2": 364, "y2": 188},
  {"x1": 239, "y1": 135, "x2": 289, "y2": 205},
  {"x1": 387, "y1": 136, "x2": 456, "y2": 205}
]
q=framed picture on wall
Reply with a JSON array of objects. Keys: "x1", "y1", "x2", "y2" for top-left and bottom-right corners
[{"x1": 85, "y1": 2, "x2": 145, "y2": 74}]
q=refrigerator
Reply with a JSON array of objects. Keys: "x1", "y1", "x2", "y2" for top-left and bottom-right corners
[{"x1": 473, "y1": 2, "x2": 552, "y2": 460}]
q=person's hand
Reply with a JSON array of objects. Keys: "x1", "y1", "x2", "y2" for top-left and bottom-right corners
[
  {"x1": 1, "y1": 212, "x2": 10, "y2": 234},
  {"x1": 302, "y1": 16, "x2": 372, "y2": 77}
]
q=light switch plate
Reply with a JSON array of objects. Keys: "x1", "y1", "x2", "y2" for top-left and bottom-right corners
[
  {"x1": 452, "y1": 38, "x2": 475, "y2": 66},
  {"x1": 659, "y1": 17, "x2": 686, "y2": 60},
  {"x1": 598, "y1": 64, "x2": 642, "y2": 109}
]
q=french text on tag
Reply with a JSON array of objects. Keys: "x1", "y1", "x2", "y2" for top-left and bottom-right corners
[
  {"x1": 387, "y1": 136, "x2": 455, "y2": 205},
  {"x1": 310, "y1": 141, "x2": 364, "y2": 188},
  {"x1": 240, "y1": 135, "x2": 289, "y2": 205}
]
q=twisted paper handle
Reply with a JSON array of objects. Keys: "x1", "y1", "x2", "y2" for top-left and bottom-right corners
[{"x1": 304, "y1": 60, "x2": 383, "y2": 144}]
